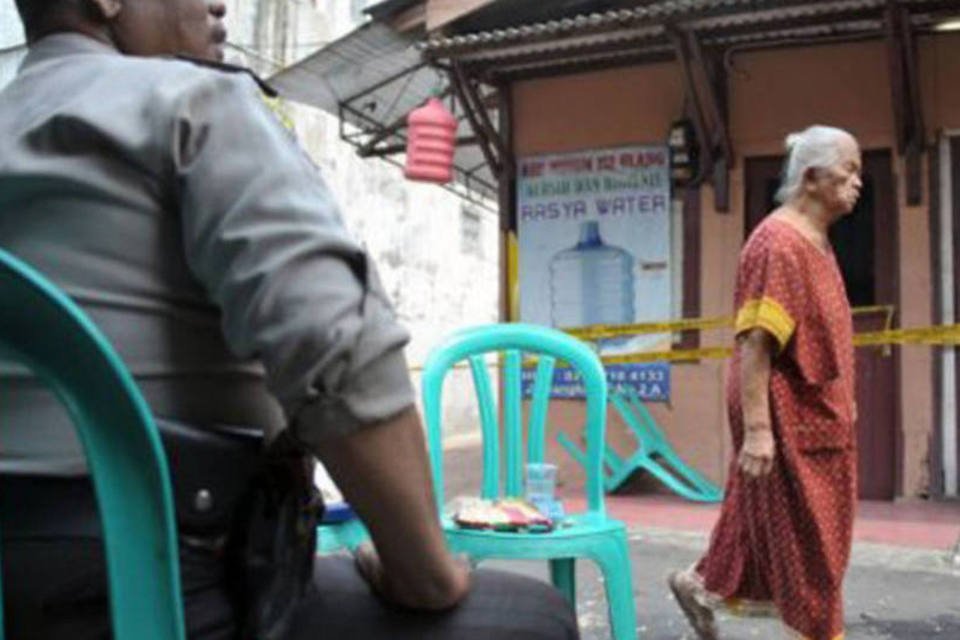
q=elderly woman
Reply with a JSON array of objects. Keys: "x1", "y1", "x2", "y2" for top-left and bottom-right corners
[{"x1": 670, "y1": 125, "x2": 863, "y2": 640}]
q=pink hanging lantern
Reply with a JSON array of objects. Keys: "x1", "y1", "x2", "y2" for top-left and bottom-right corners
[{"x1": 404, "y1": 97, "x2": 457, "y2": 184}]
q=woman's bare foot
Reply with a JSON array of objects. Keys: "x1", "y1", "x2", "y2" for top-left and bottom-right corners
[{"x1": 668, "y1": 569, "x2": 718, "y2": 640}]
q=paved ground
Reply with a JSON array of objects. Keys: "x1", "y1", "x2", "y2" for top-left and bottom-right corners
[
  {"x1": 489, "y1": 528, "x2": 960, "y2": 640},
  {"x1": 442, "y1": 442, "x2": 960, "y2": 639}
]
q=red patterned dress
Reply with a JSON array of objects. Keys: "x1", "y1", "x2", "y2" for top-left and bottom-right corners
[{"x1": 694, "y1": 216, "x2": 857, "y2": 640}]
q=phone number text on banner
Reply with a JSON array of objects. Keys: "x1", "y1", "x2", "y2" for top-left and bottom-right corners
[{"x1": 521, "y1": 362, "x2": 670, "y2": 402}]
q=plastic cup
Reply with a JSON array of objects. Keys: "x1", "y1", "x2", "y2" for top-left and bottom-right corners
[{"x1": 525, "y1": 463, "x2": 558, "y2": 502}]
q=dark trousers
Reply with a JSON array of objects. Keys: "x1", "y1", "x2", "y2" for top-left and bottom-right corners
[{"x1": 1, "y1": 476, "x2": 579, "y2": 640}]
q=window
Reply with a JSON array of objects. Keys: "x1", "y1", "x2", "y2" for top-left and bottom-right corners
[{"x1": 461, "y1": 206, "x2": 483, "y2": 257}]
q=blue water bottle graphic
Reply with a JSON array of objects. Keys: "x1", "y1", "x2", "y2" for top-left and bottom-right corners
[{"x1": 549, "y1": 220, "x2": 635, "y2": 328}]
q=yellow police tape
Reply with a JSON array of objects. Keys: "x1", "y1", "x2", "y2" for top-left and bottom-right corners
[
  {"x1": 592, "y1": 326, "x2": 960, "y2": 366},
  {"x1": 854, "y1": 324, "x2": 960, "y2": 347},
  {"x1": 566, "y1": 316, "x2": 732, "y2": 341},
  {"x1": 407, "y1": 307, "x2": 957, "y2": 371},
  {"x1": 592, "y1": 322, "x2": 960, "y2": 366},
  {"x1": 565, "y1": 305, "x2": 897, "y2": 341},
  {"x1": 598, "y1": 346, "x2": 733, "y2": 366}
]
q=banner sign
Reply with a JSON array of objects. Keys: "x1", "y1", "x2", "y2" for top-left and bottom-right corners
[
  {"x1": 517, "y1": 145, "x2": 673, "y2": 401},
  {"x1": 520, "y1": 361, "x2": 670, "y2": 401}
]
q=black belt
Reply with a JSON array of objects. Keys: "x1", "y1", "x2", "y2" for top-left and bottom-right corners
[
  {"x1": 1, "y1": 419, "x2": 267, "y2": 539},
  {"x1": 0, "y1": 474, "x2": 102, "y2": 538},
  {"x1": 1, "y1": 420, "x2": 321, "y2": 640}
]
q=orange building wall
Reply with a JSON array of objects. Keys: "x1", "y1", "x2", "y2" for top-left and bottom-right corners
[
  {"x1": 512, "y1": 34, "x2": 960, "y2": 497},
  {"x1": 921, "y1": 32, "x2": 960, "y2": 135}
]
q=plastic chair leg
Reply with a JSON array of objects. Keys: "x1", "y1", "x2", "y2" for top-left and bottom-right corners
[
  {"x1": 603, "y1": 443, "x2": 626, "y2": 473},
  {"x1": 549, "y1": 558, "x2": 576, "y2": 606},
  {"x1": 589, "y1": 532, "x2": 639, "y2": 640},
  {"x1": 629, "y1": 459, "x2": 706, "y2": 502},
  {"x1": 657, "y1": 450, "x2": 722, "y2": 500},
  {"x1": 1, "y1": 530, "x2": 4, "y2": 640},
  {"x1": 558, "y1": 432, "x2": 625, "y2": 492},
  {"x1": 557, "y1": 432, "x2": 589, "y2": 469},
  {"x1": 317, "y1": 518, "x2": 369, "y2": 553}
]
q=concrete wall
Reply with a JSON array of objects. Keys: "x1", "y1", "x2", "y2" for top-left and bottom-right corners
[
  {"x1": 221, "y1": 0, "x2": 502, "y2": 441},
  {"x1": 512, "y1": 34, "x2": 960, "y2": 497},
  {"x1": 0, "y1": 0, "x2": 26, "y2": 85}
]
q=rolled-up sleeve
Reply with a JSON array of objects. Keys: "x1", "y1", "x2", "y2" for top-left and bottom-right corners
[{"x1": 170, "y1": 72, "x2": 414, "y2": 443}]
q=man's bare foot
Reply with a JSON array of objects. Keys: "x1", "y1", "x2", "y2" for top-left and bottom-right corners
[{"x1": 668, "y1": 569, "x2": 718, "y2": 640}]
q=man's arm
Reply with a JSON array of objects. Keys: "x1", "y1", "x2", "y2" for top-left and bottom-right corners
[
  {"x1": 738, "y1": 328, "x2": 776, "y2": 478},
  {"x1": 310, "y1": 407, "x2": 469, "y2": 610},
  {"x1": 170, "y1": 72, "x2": 467, "y2": 609}
]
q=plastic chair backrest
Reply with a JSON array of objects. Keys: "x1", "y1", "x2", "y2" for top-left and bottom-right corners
[
  {"x1": 0, "y1": 249, "x2": 186, "y2": 640},
  {"x1": 421, "y1": 323, "x2": 607, "y2": 516}
]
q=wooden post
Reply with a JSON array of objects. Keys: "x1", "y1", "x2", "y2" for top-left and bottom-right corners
[{"x1": 497, "y1": 82, "x2": 515, "y2": 322}]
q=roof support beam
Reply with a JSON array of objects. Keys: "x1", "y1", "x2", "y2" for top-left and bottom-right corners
[
  {"x1": 450, "y1": 60, "x2": 504, "y2": 177},
  {"x1": 670, "y1": 27, "x2": 733, "y2": 212},
  {"x1": 360, "y1": 136, "x2": 481, "y2": 158},
  {"x1": 886, "y1": 1, "x2": 925, "y2": 205}
]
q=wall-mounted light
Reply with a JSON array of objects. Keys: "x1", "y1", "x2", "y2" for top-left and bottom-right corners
[
  {"x1": 667, "y1": 119, "x2": 699, "y2": 188},
  {"x1": 934, "y1": 17, "x2": 960, "y2": 32}
]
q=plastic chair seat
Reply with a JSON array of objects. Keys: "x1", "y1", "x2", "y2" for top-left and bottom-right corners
[
  {"x1": 422, "y1": 323, "x2": 638, "y2": 640},
  {"x1": 443, "y1": 512, "x2": 635, "y2": 639},
  {"x1": 317, "y1": 516, "x2": 369, "y2": 553},
  {"x1": 443, "y1": 512, "x2": 626, "y2": 553}
]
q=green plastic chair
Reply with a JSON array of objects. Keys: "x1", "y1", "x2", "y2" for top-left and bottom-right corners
[
  {"x1": 316, "y1": 508, "x2": 369, "y2": 553},
  {"x1": 559, "y1": 388, "x2": 722, "y2": 502},
  {"x1": 422, "y1": 323, "x2": 638, "y2": 640},
  {"x1": 0, "y1": 248, "x2": 186, "y2": 640}
]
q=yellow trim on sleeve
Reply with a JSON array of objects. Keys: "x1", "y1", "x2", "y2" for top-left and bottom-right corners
[{"x1": 735, "y1": 296, "x2": 796, "y2": 351}]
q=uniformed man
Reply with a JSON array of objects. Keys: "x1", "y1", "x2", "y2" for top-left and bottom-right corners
[{"x1": 0, "y1": 1, "x2": 579, "y2": 638}]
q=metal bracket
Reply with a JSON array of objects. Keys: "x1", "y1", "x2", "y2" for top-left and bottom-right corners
[
  {"x1": 355, "y1": 86, "x2": 456, "y2": 158},
  {"x1": 450, "y1": 60, "x2": 506, "y2": 178},
  {"x1": 670, "y1": 26, "x2": 733, "y2": 213}
]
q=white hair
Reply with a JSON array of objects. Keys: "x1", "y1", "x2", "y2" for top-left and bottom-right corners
[{"x1": 775, "y1": 125, "x2": 856, "y2": 203}]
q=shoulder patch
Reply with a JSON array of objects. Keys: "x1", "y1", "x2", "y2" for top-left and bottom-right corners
[{"x1": 173, "y1": 55, "x2": 278, "y2": 97}]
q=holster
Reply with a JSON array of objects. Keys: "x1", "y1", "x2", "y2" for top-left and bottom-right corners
[{"x1": 157, "y1": 419, "x2": 323, "y2": 640}]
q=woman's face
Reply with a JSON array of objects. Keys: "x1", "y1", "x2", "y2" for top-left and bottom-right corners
[{"x1": 806, "y1": 137, "x2": 863, "y2": 218}]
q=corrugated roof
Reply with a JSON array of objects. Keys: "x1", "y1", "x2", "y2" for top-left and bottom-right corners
[
  {"x1": 417, "y1": 0, "x2": 959, "y2": 80},
  {"x1": 422, "y1": 0, "x2": 752, "y2": 52},
  {"x1": 269, "y1": 0, "x2": 959, "y2": 203}
]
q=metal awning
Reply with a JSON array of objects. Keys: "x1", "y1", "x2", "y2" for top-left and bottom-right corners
[{"x1": 269, "y1": 21, "x2": 499, "y2": 204}]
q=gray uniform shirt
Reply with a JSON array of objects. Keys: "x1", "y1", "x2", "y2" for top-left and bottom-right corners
[{"x1": 0, "y1": 34, "x2": 414, "y2": 475}]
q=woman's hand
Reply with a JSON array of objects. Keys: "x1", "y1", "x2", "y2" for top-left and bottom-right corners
[
  {"x1": 738, "y1": 426, "x2": 775, "y2": 478},
  {"x1": 739, "y1": 328, "x2": 776, "y2": 479}
]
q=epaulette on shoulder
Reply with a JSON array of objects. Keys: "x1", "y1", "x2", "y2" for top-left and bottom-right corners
[{"x1": 174, "y1": 55, "x2": 278, "y2": 98}]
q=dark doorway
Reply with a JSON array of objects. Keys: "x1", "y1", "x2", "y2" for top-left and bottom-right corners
[{"x1": 744, "y1": 150, "x2": 899, "y2": 500}]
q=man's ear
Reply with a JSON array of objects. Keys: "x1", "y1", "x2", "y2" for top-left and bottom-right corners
[{"x1": 86, "y1": 0, "x2": 122, "y2": 20}]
